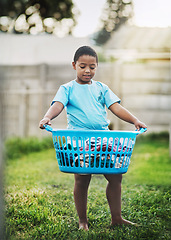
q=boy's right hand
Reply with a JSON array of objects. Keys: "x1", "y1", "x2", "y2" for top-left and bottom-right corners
[{"x1": 39, "y1": 117, "x2": 51, "y2": 129}]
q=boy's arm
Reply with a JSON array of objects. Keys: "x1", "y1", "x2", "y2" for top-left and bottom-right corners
[
  {"x1": 109, "y1": 102, "x2": 147, "y2": 130},
  {"x1": 39, "y1": 101, "x2": 64, "y2": 129}
]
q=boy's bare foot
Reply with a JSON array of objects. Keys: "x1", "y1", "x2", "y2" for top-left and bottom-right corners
[
  {"x1": 79, "y1": 222, "x2": 89, "y2": 231},
  {"x1": 112, "y1": 217, "x2": 138, "y2": 226}
]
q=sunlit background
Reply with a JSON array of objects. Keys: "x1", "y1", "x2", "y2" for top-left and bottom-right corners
[
  {"x1": 72, "y1": 0, "x2": 171, "y2": 37},
  {"x1": 0, "y1": 0, "x2": 171, "y2": 37}
]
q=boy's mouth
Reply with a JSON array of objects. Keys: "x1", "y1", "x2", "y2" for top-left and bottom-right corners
[{"x1": 83, "y1": 75, "x2": 91, "y2": 78}]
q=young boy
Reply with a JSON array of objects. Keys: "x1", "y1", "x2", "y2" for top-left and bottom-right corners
[{"x1": 39, "y1": 46, "x2": 147, "y2": 230}]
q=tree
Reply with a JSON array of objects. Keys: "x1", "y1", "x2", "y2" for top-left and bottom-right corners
[
  {"x1": 93, "y1": 0, "x2": 133, "y2": 45},
  {"x1": 0, "y1": 0, "x2": 76, "y2": 36}
]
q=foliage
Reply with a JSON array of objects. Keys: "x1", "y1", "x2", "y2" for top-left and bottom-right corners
[
  {"x1": 97, "y1": 51, "x2": 108, "y2": 62},
  {"x1": 93, "y1": 0, "x2": 133, "y2": 45},
  {"x1": 4, "y1": 133, "x2": 171, "y2": 239},
  {"x1": 5, "y1": 136, "x2": 53, "y2": 160},
  {"x1": 0, "y1": 0, "x2": 76, "y2": 36}
]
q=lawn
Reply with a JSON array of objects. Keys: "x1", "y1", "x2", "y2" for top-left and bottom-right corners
[{"x1": 4, "y1": 133, "x2": 171, "y2": 239}]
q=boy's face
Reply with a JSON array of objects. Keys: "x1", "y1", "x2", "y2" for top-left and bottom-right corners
[{"x1": 72, "y1": 55, "x2": 97, "y2": 84}]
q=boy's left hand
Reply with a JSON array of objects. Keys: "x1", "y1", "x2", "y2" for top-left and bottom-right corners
[{"x1": 134, "y1": 119, "x2": 147, "y2": 131}]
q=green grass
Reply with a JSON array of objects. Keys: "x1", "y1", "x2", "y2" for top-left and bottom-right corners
[
  {"x1": 127, "y1": 133, "x2": 171, "y2": 185},
  {"x1": 4, "y1": 133, "x2": 171, "y2": 239}
]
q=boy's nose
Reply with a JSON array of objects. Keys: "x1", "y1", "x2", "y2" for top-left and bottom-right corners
[{"x1": 85, "y1": 67, "x2": 90, "y2": 73}]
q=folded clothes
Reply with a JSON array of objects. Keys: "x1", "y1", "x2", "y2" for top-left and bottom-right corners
[
  {"x1": 55, "y1": 137, "x2": 133, "y2": 169},
  {"x1": 79, "y1": 137, "x2": 128, "y2": 152}
]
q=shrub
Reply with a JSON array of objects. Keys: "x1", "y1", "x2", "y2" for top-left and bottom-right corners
[
  {"x1": 136, "y1": 131, "x2": 169, "y2": 143},
  {"x1": 5, "y1": 137, "x2": 53, "y2": 160}
]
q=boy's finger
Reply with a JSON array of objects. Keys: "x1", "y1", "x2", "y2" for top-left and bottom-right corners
[{"x1": 47, "y1": 120, "x2": 51, "y2": 125}]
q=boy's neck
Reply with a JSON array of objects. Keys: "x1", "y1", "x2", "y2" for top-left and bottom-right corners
[{"x1": 75, "y1": 79, "x2": 92, "y2": 85}]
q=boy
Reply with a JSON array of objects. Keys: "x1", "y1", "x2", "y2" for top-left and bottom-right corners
[{"x1": 39, "y1": 46, "x2": 147, "y2": 230}]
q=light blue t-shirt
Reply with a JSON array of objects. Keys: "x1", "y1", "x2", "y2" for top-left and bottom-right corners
[{"x1": 52, "y1": 80, "x2": 120, "y2": 130}]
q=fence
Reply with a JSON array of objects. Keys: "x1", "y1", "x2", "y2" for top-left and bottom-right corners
[{"x1": 0, "y1": 57, "x2": 171, "y2": 139}]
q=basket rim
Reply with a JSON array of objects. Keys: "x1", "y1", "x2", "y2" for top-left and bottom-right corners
[
  {"x1": 51, "y1": 129, "x2": 138, "y2": 134},
  {"x1": 43, "y1": 125, "x2": 147, "y2": 136}
]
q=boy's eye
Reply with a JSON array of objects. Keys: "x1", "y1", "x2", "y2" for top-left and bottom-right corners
[{"x1": 79, "y1": 65, "x2": 96, "y2": 70}]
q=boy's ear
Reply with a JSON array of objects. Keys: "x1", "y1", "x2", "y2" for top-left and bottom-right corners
[{"x1": 72, "y1": 62, "x2": 76, "y2": 70}]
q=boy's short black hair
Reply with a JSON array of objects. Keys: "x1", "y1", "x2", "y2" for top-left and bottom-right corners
[{"x1": 73, "y1": 46, "x2": 98, "y2": 64}]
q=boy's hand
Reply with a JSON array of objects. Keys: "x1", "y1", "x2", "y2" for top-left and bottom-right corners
[
  {"x1": 109, "y1": 103, "x2": 147, "y2": 131},
  {"x1": 134, "y1": 119, "x2": 147, "y2": 131},
  {"x1": 39, "y1": 117, "x2": 51, "y2": 129}
]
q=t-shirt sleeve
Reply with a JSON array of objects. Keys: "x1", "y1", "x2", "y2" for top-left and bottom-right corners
[
  {"x1": 51, "y1": 85, "x2": 69, "y2": 107},
  {"x1": 103, "y1": 85, "x2": 121, "y2": 108}
]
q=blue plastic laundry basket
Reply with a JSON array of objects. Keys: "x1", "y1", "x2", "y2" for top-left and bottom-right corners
[{"x1": 44, "y1": 125, "x2": 146, "y2": 174}]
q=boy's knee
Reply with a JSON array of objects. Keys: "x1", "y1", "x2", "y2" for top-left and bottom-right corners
[
  {"x1": 104, "y1": 174, "x2": 122, "y2": 184},
  {"x1": 74, "y1": 174, "x2": 91, "y2": 188}
]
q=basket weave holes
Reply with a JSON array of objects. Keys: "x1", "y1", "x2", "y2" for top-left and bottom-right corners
[
  {"x1": 102, "y1": 137, "x2": 107, "y2": 152},
  {"x1": 96, "y1": 137, "x2": 101, "y2": 152},
  {"x1": 84, "y1": 137, "x2": 89, "y2": 151},
  {"x1": 107, "y1": 137, "x2": 113, "y2": 152},
  {"x1": 72, "y1": 136, "x2": 77, "y2": 150}
]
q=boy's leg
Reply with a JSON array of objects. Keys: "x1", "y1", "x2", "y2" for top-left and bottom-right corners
[
  {"x1": 104, "y1": 174, "x2": 136, "y2": 225},
  {"x1": 74, "y1": 174, "x2": 91, "y2": 230}
]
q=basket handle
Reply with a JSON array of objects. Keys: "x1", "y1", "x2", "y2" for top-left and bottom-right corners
[
  {"x1": 135, "y1": 128, "x2": 147, "y2": 135},
  {"x1": 43, "y1": 124, "x2": 53, "y2": 132}
]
